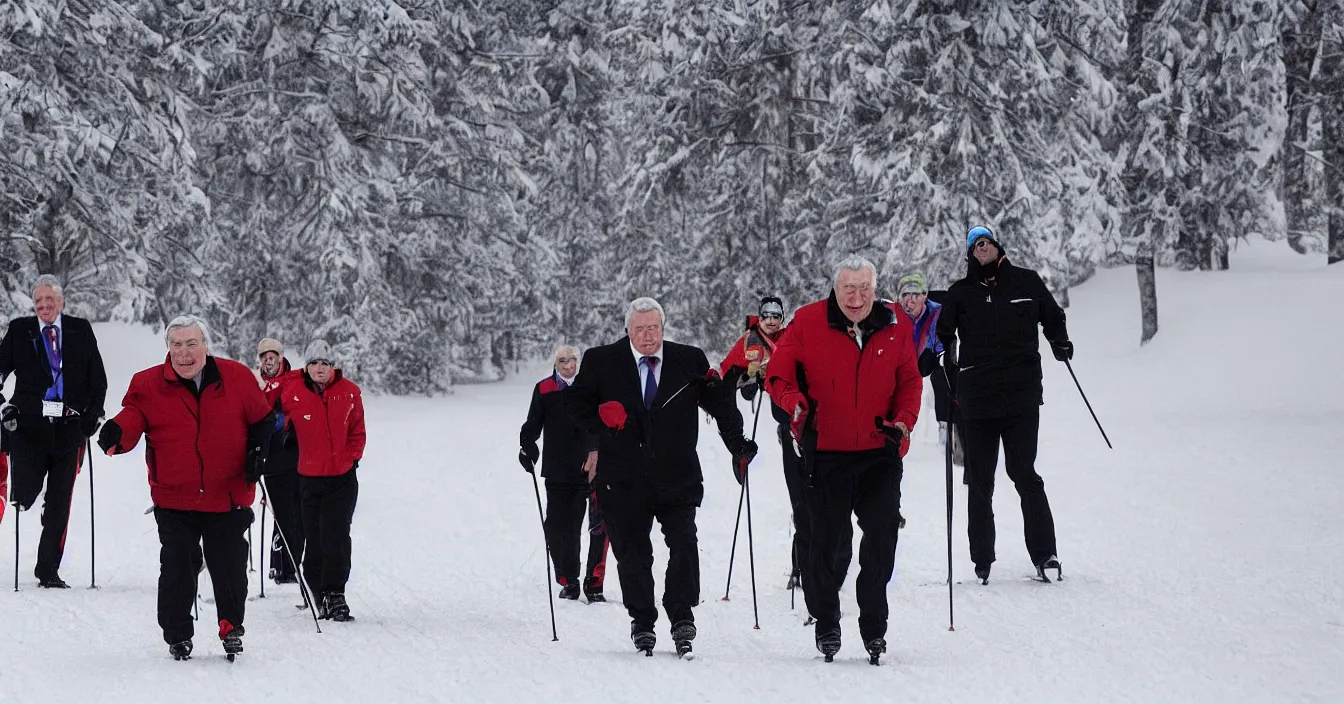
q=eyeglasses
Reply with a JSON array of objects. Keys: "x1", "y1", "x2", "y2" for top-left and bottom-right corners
[{"x1": 308, "y1": 359, "x2": 334, "y2": 367}]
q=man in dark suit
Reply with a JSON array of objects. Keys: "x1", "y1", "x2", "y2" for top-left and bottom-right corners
[
  {"x1": 565, "y1": 297, "x2": 756, "y2": 658},
  {"x1": 0, "y1": 274, "x2": 108, "y2": 588}
]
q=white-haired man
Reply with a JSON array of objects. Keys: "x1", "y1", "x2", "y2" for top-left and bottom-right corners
[
  {"x1": 766, "y1": 257, "x2": 922, "y2": 664},
  {"x1": 520, "y1": 345, "x2": 610, "y2": 603},
  {"x1": 0, "y1": 274, "x2": 108, "y2": 588},
  {"x1": 565, "y1": 297, "x2": 756, "y2": 658},
  {"x1": 98, "y1": 316, "x2": 274, "y2": 661}
]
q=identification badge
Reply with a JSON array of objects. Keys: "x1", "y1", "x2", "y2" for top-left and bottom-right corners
[{"x1": 42, "y1": 400, "x2": 64, "y2": 418}]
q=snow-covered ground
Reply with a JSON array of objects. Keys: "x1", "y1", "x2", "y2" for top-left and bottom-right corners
[{"x1": 2, "y1": 238, "x2": 1341, "y2": 703}]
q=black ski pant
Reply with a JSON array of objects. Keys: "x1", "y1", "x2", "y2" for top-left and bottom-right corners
[
  {"x1": 779, "y1": 424, "x2": 852, "y2": 589},
  {"x1": 300, "y1": 470, "x2": 359, "y2": 596},
  {"x1": 597, "y1": 481, "x2": 698, "y2": 630},
  {"x1": 545, "y1": 481, "x2": 609, "y2": 593},
  {"x1": 962, "y1": 409, "x2": 1057, "y2": 567},
  {"x1": 9, "y1": 433, "x2": 81, "y2": 580},
  {"x1": 804, "y1": 448, "x2": 902, "y2": 642},
  {"x1": 265, "y1": 471, "x2": 304, "y2": 580},
  {"x1": 154, "y1": 507, "x2": 252, "y2": 645}
]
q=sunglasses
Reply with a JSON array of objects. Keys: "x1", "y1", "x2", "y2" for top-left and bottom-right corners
[
  {"x1": 760, "y1": 313, "x2": 783, "y2": 320},
  {"x1": 973, "y1": 238, "x2": 996, "y2": 250},
  {"x1": 307, "y1": 359, "x2": 334, "y2": 367}
]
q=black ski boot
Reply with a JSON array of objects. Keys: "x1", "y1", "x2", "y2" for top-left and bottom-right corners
[
  {"x1": 220, "y1": 621, "x2": 244, "y2": 661},
  {"x1": 36, "y1": 570, "x2": 70, "y2": 589},
  {"x1": 974, "y1": 564, "x2": 991, "y2": 585},
  {"x1": 169, "y1": 640, "x2": 193, "y2": 661},
  {"x1": 815, "y1": 625, "x2": 842, "y2": 663},
  {"x1": 864, "y1": 637, "x2": 887, "y2": 666},
  {"x1": 583, "y1": 577, "x2": 605, "y2": 603},
  {"x1": 1035, "y1": 556, "x2": 1062, "y2": 583},
  {"x1": 558, "y1": 583, "x2": 580, "y2": 600},
  {"x1": 324, "y1": 592, "x2": 354, "y2": 622},
  {"x1": 671, "y1": 620, "x2": 696, "y2": 660},
  {"x1": 631, "y1": 624, "x2": 656, "y2": 657}
]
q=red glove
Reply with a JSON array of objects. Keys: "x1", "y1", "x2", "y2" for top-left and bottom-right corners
[
  {"x1": 598, "y1": 401, "x2": 627, "y2": 431},
  {"x1": 787, "y1": 396, "x2": 810, "y2": 446}
]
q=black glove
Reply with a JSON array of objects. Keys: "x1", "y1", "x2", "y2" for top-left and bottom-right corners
[
  {"x1": 246, "y1": 444, "x2": 266, "y2": 484},
  {"x1": 731, "y1": 438, "x2": 759, "y2": 485},
  {"x1": 917, "y1": 348, "x2": 938, "y2": 377},
  {"x1": 80, "y1": 414, "x2": 101, "y2": 438},
  {"x1": 942, "y1": 355, "x2": 958, "y2": 397},
  {"x1": 97, "y1": 420, "x2": 123, "y2": 454},
  {"x1": 519, "y1": 443, "x2": 539, "y2": 474},
  {"x1": 1051, "y1": 340, "x2": 1074, "y2": 362},
  {"x1": 739, "y1": 379, "x2": 759, "y2": 402},
  {"x1": 1, "y1": 404, "x2": 17, "y2": 433},
  {"x1": 875, "y1": 416, "x2": 905, "y2": 449}
]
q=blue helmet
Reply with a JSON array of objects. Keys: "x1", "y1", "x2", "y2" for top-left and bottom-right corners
[{"x1": 966, "y1": 225, "x2": 998, "y2": 251}]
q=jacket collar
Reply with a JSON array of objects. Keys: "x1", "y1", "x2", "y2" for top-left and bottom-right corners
[
  {"x1": 826, "y1": 290, "x2": 895, "y2": 337},
  {"x1": 162, "y1": 355, "x2": 222, "y2": 389}
]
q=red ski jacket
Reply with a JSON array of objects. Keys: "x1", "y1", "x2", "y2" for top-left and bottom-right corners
[
  {"x1": 273, "y1": 369, "x2": 365, "y2": 478},
  {"x1": 767, "y1": 294, "x2": 922, "y2": 454},
  {"x1": 110, "y1": 356, "x2": 273, "y2": 512},
  {"x1": 719, "y1": 316, "x2": 787, "y2": 380}
]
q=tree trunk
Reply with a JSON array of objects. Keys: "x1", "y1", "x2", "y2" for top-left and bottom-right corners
[
  {"x1": 1282, "y1": 4, "x2": 1323, "y2": 254},
  {"x1": 1137, "y1": 251, "x2": 1158, "y2": 344}
]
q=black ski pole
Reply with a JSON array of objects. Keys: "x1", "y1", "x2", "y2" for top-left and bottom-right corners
[
  {"x1": 259, "y1": 476, "x2": 321, "y2": 633},
  {"x1": 528, "y1": 467, "x2": 559, "y2": 641},
  {"x1": 1064, "y1": 359, "x2": 1112, "y2": 449},
  {"x1": 258, "y1": 496, "x2": 267, "y2": 599},
  {"x1": 789, "y1": 521, "x2": 797, "y2": 611},
  {"x1": 744, "y1": 470, "x2": 760, "y2": 630},
  {"x1": 247, "y1": 524, "x2": 255, "y2": 573},
  {"x1": 13, "y1": 497, "x2": 18, "y2": 592},
  {"x1": 87, "y1": 440, "x2": 96, "y2": 589},
  {"x1": 945, "y1": 419, "x2": 955, "y2": 632},
  {"x1": 722, "y1": 394, "x2": 763, "y2": 601}
]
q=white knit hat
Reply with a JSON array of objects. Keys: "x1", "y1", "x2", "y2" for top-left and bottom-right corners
[{"x1": 304, "y1": 339, "x2": 335, "y2": 365}]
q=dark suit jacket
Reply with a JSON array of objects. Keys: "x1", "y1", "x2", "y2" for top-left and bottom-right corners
[
  {"x1": 0, "y1": 314, "x2": 109, "y2": 448},
  {"x1": 565, "y1": 338, "x2": 743, "y2": 500}
]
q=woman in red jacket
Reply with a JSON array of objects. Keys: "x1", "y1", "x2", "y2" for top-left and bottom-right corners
[{"x1": 273, "y1": 339, "x2": 365, "y2": 622}]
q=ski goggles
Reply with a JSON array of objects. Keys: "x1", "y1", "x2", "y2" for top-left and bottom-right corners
[{"x1": 307, "y1": 358, "x2": 335, "y2": 367}]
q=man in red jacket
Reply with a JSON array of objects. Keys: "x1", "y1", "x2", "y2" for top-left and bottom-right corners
[
  {"x1": 766, "y1": 256, "x2": 922, "y2": 665},
  {"x1": 98, "y1": 315, "x2": 274, "y2": 661},
  {"x1": 272, "y1": 339, "x2": 365, "y2": 622}
]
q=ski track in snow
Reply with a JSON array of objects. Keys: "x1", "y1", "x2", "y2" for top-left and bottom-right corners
[{"x1": 1, "y1": 237, "x2": 1341, "y2": 703}]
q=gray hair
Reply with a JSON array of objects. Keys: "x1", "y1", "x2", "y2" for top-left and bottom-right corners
[
  {"x1": 32, "y1": 274, "x2": 64, "y2": 299},
  {"x1": 624, "y1": 297, "x2": 666, "y2": 330},
  {"x1": 553, "y1": 345, "x2": 579, "y2": 365},
  {"x1": 833, "y1": 256, "x2": 878, "y2": 289},
  {"x1": 164, "y1": 315, "x2": 212, "y2": 350}
]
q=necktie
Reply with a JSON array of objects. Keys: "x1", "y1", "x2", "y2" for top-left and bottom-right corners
[
  {"x1": 43, "y1": 325, "x2": 60, "y2": 367},
  {"x1": 642, "y1": 356, "x2": 658, "y2": 409}
]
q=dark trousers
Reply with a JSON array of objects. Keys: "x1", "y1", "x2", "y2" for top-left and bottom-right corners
[
  {"x1": 300, "y1": 470, "x2": 359, "y2": 595},
  {"x1": 597, "y1": 481, "x2": 698, "y2": 630},
  {"x1": 804, "y1": 449, "x2": 902, "y2": 641},
  {"x1": 265, "y1": 472, "x2": 304, "y2": 579},
  {"x1": 962, "y1": 409, "x2": 1057, "y2": 567},
  {"x1": 780, "y1": 424, "x2": 853, "y2": 587},
  {"x1": 154, "y1": 507, "x2": 252, "y2": 645},
  {"x1": 544, "y1": 481, "x2": 609, "y2": 592},
  {"x1": 9, "y1": 434, "x2": 81, "y2": 579}
]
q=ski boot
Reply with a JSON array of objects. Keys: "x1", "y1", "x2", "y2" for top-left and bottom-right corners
[
  {"x1": 219, "y1": 621, "x2": 244, "y2": 662},
  {"x1": 974, "y1": 564, "x2": 991, "y2": 585},
  {"x1": 323, "y1": 591, "x2": 354, "y2": 622},
  {"x1": 671, "y1": 620, "x2": 696, "y2": 660},
  {"x1": 583, "y1": 577, "x2": 606, "y2": 603},
  {"x1": 558, "y1": 583, "x2": 580, "y2": 600},
  {"x1": 1036, "y1": 556, "x2": 1062, "y2": 583},
  {"x1": 815, "y1": 625, "x2": 842, "y2": 663},
  {"x1": 631, "y1": 626, "x2": 656, "y2": 657},
  {"x1": 169, "y1": 640, "x2": 193, "y2": 661},
  {"x1": 864, "y1": 637, "x2": 887, "y2": 666}
]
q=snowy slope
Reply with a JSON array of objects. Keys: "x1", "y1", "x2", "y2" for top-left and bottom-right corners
[{"x1": 1, "y1": 237, "x2": 1341, "y2": 703}]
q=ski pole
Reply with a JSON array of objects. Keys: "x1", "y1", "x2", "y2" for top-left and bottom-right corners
[
  {"x1": 744, "y1": 470, "x2": 760, "y2": 630},
  {"x1": 259, "y1": 476, "x2": 321, "y2": 633},
  {"x1": 13, "y1": 499, "x2": 18, "y2": 592},
  {"x1": 789, "y1": 521, "x2": 797, "y2": 611},
  {"x1": 87, "y1": 440, "x2": 96, "y2": 589},
  {"x1": 945, "y1": 419, "x2": 956, "y2": 632},
  {"x1": 722, "y1": 393, "x2": 763, "y2": 601},
  {"x1": 528, "y1": 467, "x2": 559, "y2": 641},
  {"x1": 258, "y1": 496, "x2": 267, "y2": 599},
  {"x1": 247, "y1": 524, "x2": 255, "y2": 573},
  {"x1": 1064, "y1": 359, "x2": 1112, "y2": 449}
]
